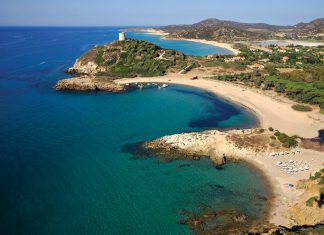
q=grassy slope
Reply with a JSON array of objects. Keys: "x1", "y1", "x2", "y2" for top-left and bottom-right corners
[{"x1": 79, "y1": 39, "x2": 191, "y2": 78}]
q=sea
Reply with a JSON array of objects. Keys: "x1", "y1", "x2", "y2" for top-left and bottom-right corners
[{"x1": 0, "y1": 27, "x2": 267, "y2": 234}]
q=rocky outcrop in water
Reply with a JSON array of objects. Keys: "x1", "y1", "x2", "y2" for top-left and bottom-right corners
[
  {"x1": 54, "y1": 76, "x2": 128, "y2": 92},
  {"x1": 176, "y1": 207, "x2": 274, "y2": 235},
  {"x1": 129, "y1": 129, "x2": 272, "y2": 165},
  {"x1": 272, "y1": 223, "x2": 324, "y2": 234}
]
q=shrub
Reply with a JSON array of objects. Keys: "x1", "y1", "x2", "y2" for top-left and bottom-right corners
[
  {"x1": 319, "y1": 176, "x2": 324, "y2": 185},
  {"x1": 263, "y1": 80, "x2": 275, "y2": 90},
  {"x1": 254, "y1": 78, "x2": 262, "y2": 88},
  {"x1": 270, "y1": 136, "x2": 276, "y2": 140},
  {"x1": 320, "y1": 109, "x2": 324, "y2": 115},
  {"x1": 274, "y1": 131, "x2": 298, "y2": 148},
  {"x1": 306, "y1": 196, "x2": 318, "y2": 207},
  {"x1": 264, "y1": 64, "x2": 279, "y2": 75},
  {"x1": 268, "y1": 127, "x2": 274, "y2": 131},
  {"x1": 275, "y1": 83, "x2": 286, "y2": 93},
  {"x1": 310, "y1": 171, "x2": 322, "y2": 180},
  {"x1": 95, "y1": 49, "x2": 105, "y2": 65},
  {"x1": 282, "y1": 138, "x2": 298, "y2": 148},
  {"x1": 292, "y1": 104, "x2": 313, "y2": 112}
]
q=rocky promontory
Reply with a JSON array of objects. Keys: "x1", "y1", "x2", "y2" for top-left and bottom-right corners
[
  {"x1": 124, "y1": 128, "x2": 283, "y2": 164},
  {"x1": 54, "y1": 38, "x2": 198, "y2": 92},
  {"x1": 54, "y1": 76, "x2": 128, "y2": 92}
]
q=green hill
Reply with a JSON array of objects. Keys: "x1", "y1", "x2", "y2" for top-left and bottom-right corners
[{"x1": 69, "y1": 39, "x2": 191, "y2": 78}]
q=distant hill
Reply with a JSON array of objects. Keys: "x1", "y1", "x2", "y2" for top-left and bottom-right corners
[
  {"x1": 159, "y1": 18, "x2": 324, "y2": 42},
  {"x1": 295, "y1": 18, "x2": 324, "y2": 35}
]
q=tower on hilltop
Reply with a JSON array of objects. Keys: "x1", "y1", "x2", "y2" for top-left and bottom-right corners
[{"x1": 119, "y1": 32, "x2": 126, "y2": 41}]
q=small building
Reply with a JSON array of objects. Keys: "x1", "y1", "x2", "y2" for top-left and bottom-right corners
[
  {"x1": 224, "y1": 56, "x2": 245, "y2": 63},
  {"x1": 251, "y1": 46, "x2": 273, "y2": 54},
  {"x1": 278, "y1": 48, "x2": 287, "y2": 53},
  {"x1": 263, "y1": 48, "x2": 273, "y2": 54},
  {"x1": 119, "y1": 32, "x2": 126, "y2": 41},
  {"x1": 206, "y1": 54, "x2": 219, "y2": 60},
  {"x1": 248, "y1": 63, "x2": 264, "y2": 70},
  {"x1": 282, "y1": 56, "x2": 289, "y2": 63},
  {"x1": 259, "y1": 58, "x2": 270, "y2": 63}
]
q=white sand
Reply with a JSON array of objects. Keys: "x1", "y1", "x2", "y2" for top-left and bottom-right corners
[
  {"x1": 116, "y1": 74, "x2": 324, "y2": 138},
  {"x1": 251, "y1": 148, "x2": 324, "y2": 226},
  {"x1": 137, "y1": 29, "x2": 239, "y2": 55},
  {"x1": 139, "y1": 28, "x2": 169, "y2": 36},
  {"x1": 168, "y1": 38, "x2": 240, "y2": 55}
]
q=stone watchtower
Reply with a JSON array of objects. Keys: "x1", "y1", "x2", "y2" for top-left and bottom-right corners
[{"x1": 119, "y1": 32, "x2": 126, "y2": 41}]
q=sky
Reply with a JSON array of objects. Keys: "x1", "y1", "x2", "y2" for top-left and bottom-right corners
[{"x1": 1, "y1": 0, "x2": 324, "y2": 26}]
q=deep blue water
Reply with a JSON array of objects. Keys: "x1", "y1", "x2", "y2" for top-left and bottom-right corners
[
  {"x1": 0, "y1": 27, "x2": 266, "y2": 234},
  {"x1": 126, "y1": 31, "x2": 233, "y2": 56}
]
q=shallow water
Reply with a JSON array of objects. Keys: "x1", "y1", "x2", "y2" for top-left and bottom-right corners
[
  {"x1": 0, "y1": 27, "x2": 267, "y2": 234},
  {"x1": 126, "y1": 31, "x2": 233, "y2": 56}
]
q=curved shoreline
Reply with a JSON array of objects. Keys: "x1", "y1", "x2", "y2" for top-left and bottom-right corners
[
  {"x1": 116, "y1": 74, "x2": 323, "y2": 138},
  {"x1": 116, "y1": 74, "x2": 324, "y2": 227},
  {"x1": 129, "y1": 29, "x2": 239, "y2": 55},
  {"x1": 162, "y1": 37, "x2": 240, "y2": 55}
]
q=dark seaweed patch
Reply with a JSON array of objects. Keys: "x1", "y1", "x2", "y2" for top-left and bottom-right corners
[{"x1": 175, "y1": 88, "x2": 242, "y2": 128}]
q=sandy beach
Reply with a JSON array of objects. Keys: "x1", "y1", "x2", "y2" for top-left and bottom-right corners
[
  {"x1": 137, "y1": 29, "x2": 240, "y2": 55},
  {"x1": 116, "y1": 73, "x2": 323, "y2": 138},
  {"x1": 116, "y1": 73, "x2": 324, "y2": 226},
  {"x1": 138, "y1": 28, "x2": 169, "y2": 36},
  {"x1": 166, "y1": 38, "x2": 240, "y2": 55}
]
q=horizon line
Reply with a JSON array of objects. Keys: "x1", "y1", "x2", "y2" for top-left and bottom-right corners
[
  {"x1": 0, "y1": 25, "x2": 164, "y2": 28},
  {"x1": 0, "y1": 16, "x2": 323, "y2": 28}
]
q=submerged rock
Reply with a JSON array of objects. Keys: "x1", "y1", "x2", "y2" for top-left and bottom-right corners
[
  {"x1": 177, "y1": 207, "x2": 274, "y2": 235},
  {"x1": 273, "y1": 223, "x2": 324, "y2": 234}
]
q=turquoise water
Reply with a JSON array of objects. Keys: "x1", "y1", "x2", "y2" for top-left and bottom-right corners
[
  {"x1": 0, "y1": 27, "x2": 266, "y2": 234},
  {"x1": 126, "y1": 31, "x2": 233, "y2": 56}
]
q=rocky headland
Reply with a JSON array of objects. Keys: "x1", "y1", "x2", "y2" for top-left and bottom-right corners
[
  {"x1": 55, "y1": 76, "x2": 128, "y2": 92},
  {"x1": 127, "y1": 128, "x2": 289, "y2": 165},
  {"x1": 54, "y1": 39, "x2": 199, "y2": 92}
]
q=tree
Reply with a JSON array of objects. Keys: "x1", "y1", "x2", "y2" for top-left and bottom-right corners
[{"x1": 275, "y1": 83, "x2": 286, "y2": 93}]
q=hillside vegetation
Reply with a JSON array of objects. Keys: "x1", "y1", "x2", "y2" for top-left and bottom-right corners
[
  {"x1": 161, "y1": 17, "x2": 324, "y2": 42},
  {"x1": 73, "y1": 39, "x2": 191, "y2": 78},
  {"x1": 213, "y1": 67, "x2": 324, "y2": 110}
]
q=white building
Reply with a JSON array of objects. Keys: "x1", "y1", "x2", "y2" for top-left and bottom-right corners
[{"x1": 119, "y1": 32, "x2": 126, "y2": 41}]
